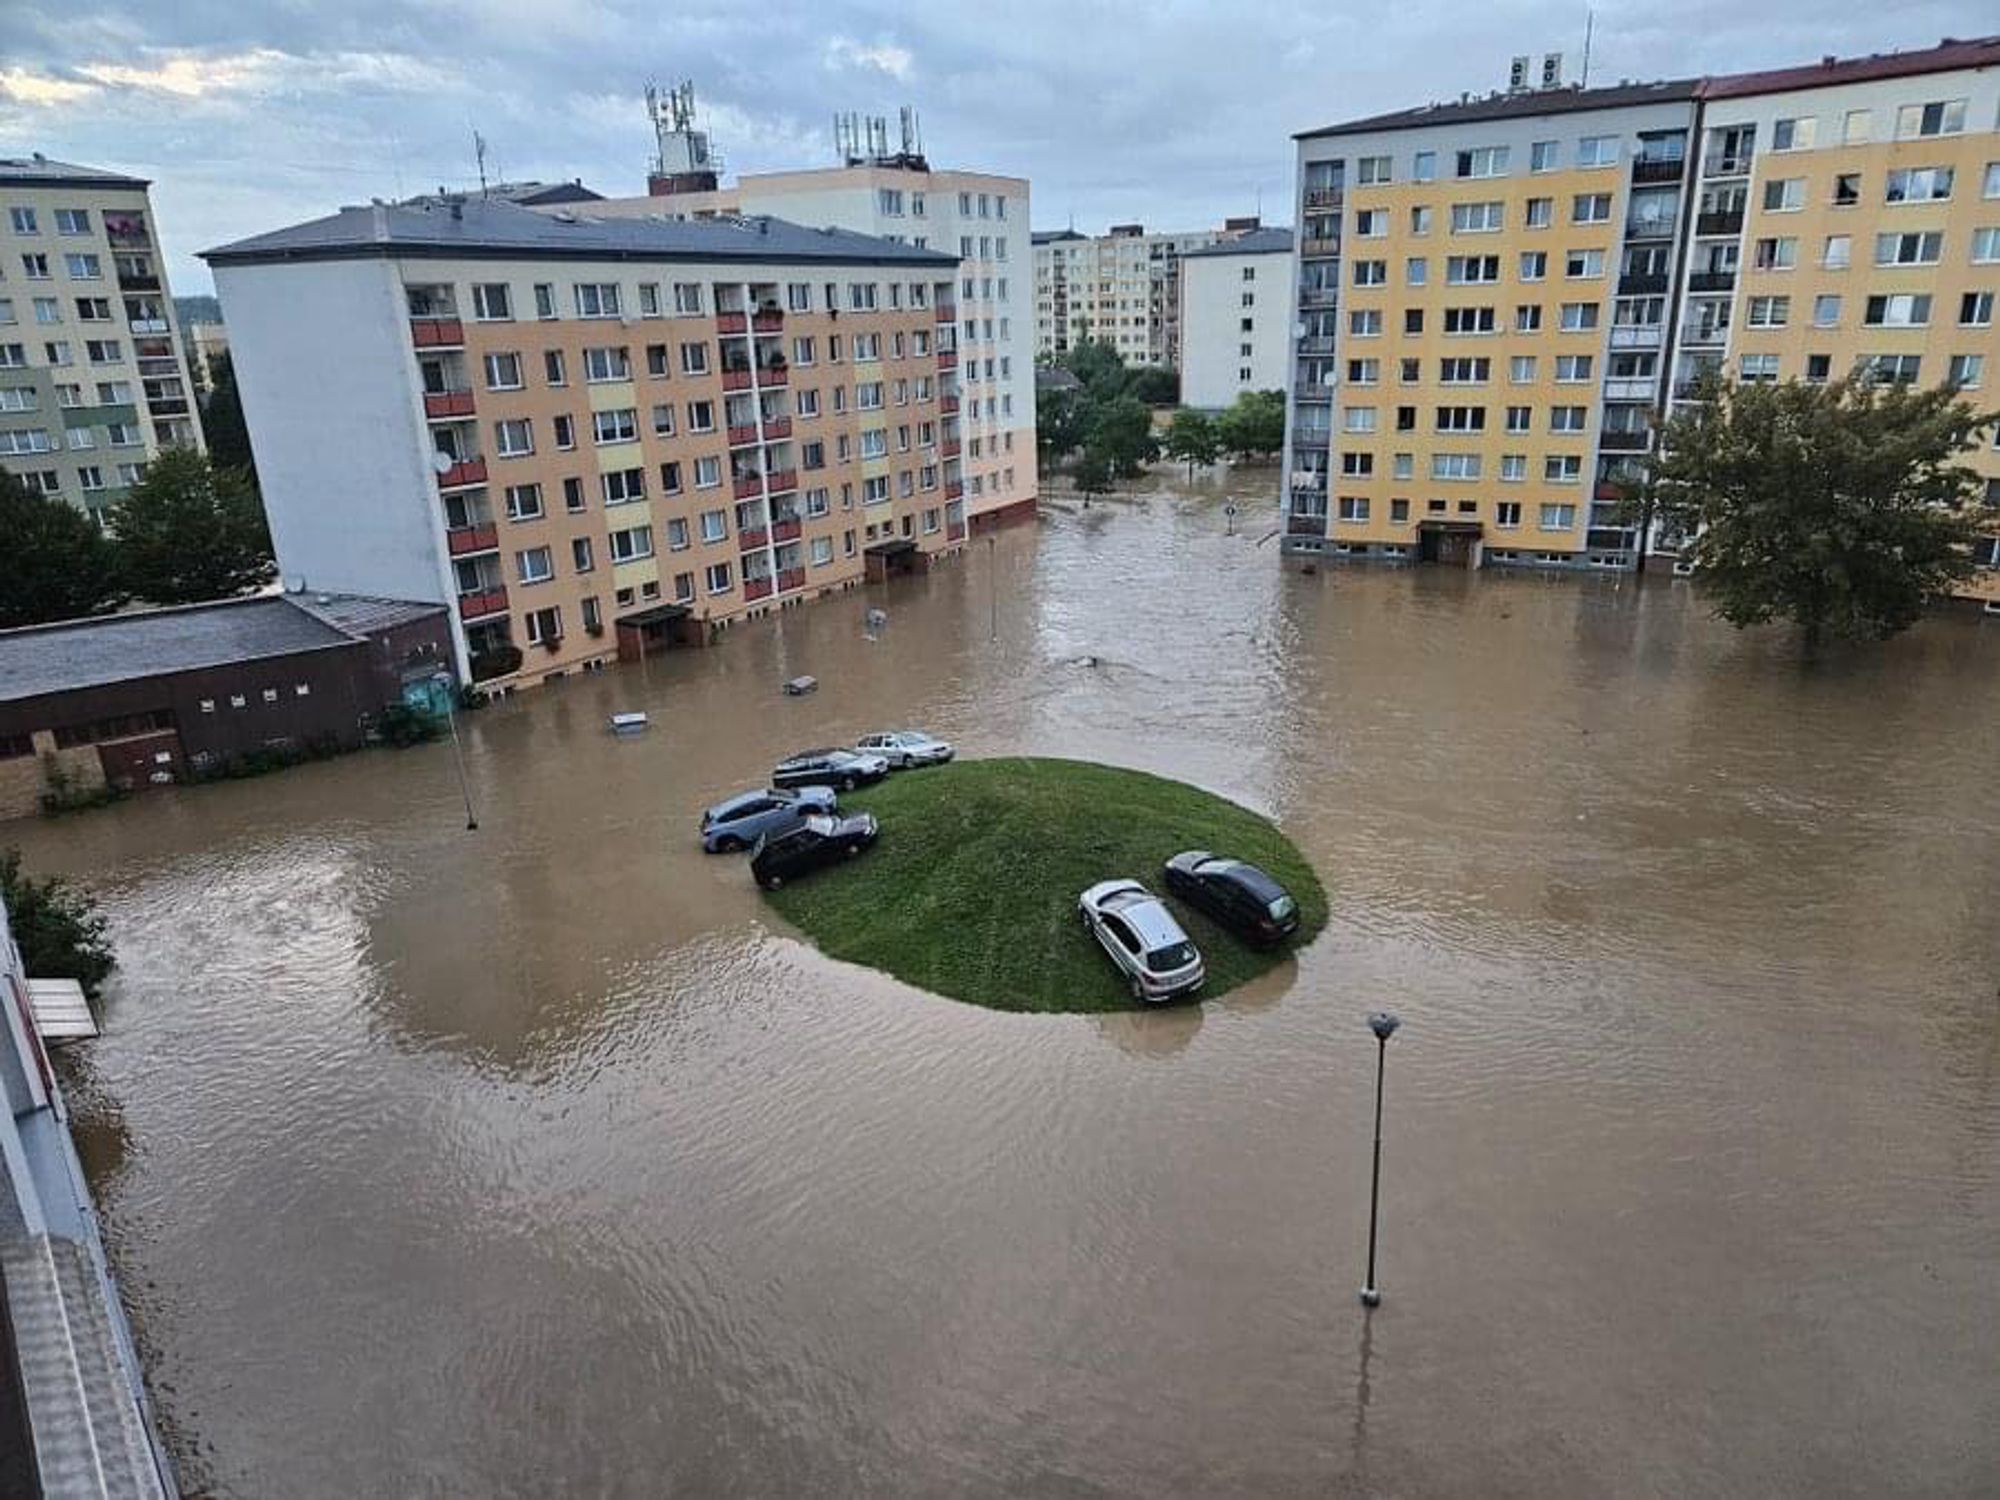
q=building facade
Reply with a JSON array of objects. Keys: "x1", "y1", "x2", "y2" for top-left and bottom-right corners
[
  {"x1": 0, "y1": 154, "x2": 202, "y2": 525},
  {"x1": 1281, "y1": 35, "x2": 2000, "y2": 608},
  {"x1": 1178, "y1": 227, "x2": 1295, "y2": 409},
  {"x1": 1033, "y1": 220, "x2": 1262, "y2": 368},
  {"x1": 206, "y1": 200, "x2": 971, "y2": 691}
]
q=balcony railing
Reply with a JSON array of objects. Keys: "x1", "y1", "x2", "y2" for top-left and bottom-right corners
[
  {"x1": 424, "y1": 390, "x2": 475, "y2": 419},
  {"x1": 1587, "y1": 527, "x2": 1636, "y2": 550},
  {"x1": 1671, "y1": 381, "x2": 1715, "y2": 400},
  {"x1": 1695, "y1": 209, "x2": 1744, "y2": 237},
  {"x1": 753, "y1": 310, "x2": 784, "y2": 332},
  {"x1": 1293, "y1": 384, "x2": 1332, "y2": 403},
  {"x1": 106, "y1": 223, "x2": 151, "y2": 247},
  {"x1": 728, "y1": 423, "x2": 760, "y2": 446},
  {"x1": 1610, "y1": 325, "x2": 1663, "y2": 349},
  {"x1": 765, "y1": 468, "x2": 797, "y2": 492},
  {"x1": 776, "y1": 567, "x2": 806, "y2": 593},
  {"x1": 446, "y1": 522, "x2": 499, "y2": 556},
  {"x1": 410, "y1": 317, "x2": 464, "y2": 348},
  {"x1": 716, "y1": 312, "x2": 748, "y2": 334},
  {"x1": 938, "y1": 350, "x2": 958, "y2": 370},
  {"x1": 115, "y1": 270, "x2": 161, "y2": 292},
  {"x1": 1286, "y1": 512, "x2": 1329, "y2": 536},
  {"x1": 738, "y1": 526, "x2": 769, "y2": 550},
  {"x1": 1632, "y1": 157, "x2": 1685, "y2": 184},
  {"x1": 1703, "y1": 154, "x2": 1753, "y2": 178},
  {"x1": 1624, "y1": 215, "x2": 1677, "y2": 241},
  {"x1": 947, "y1": 521, "x2": 967, "y2": 541},
  {"x1": 721, "y1": 368, "x2": 753, "y2": 391},
  {"x1": 437, "y1": 456, "x2": 488, "y2": 489},
  {"x1": 128, "y1": 317, "x2": 170, "y2": 335},
  {"x1": 1688, "y1": 270, "x2": 1735, "y2": 293},
  {"x1": 761, "y1": 365, "x2": 789, "y2": 386},
  {"x1": 1303, "y1": 188, "x2": 1343, "y2": 210},
  {"x1": 762, "y1": 416, "x2": 791, "y2": 440},
  {"x1": 743, "y1": 576, "x2": 774, "y2": 602},
  {"x1": 941, "y1": 439, "x2": 961, "y2": 458},
  {"x1": 1300, "y1": 237, "x2": 1341, "y2": 258},
  {"x1": 1602, "y1": 378, "x2": 1656, "y2": 402},
  {"x1": 1297, "y1": 335, "x2": 1337, "y2": 355},
  {"x1": 147, "y1": 397, "x2": 190, "y2": 417},
  {"x1": 1598, "y1": 430, "x2": 1650, "y2": 452},
  {"x1": 733, "y1": 472, "x2": 765, "y2": 500},
  {"x1": 1298, "y1": 287, "x2": 1339, "y2": 309},
  {"x1": 772, "y1": 517, "x2": 802, "y2": 543},
  {"x1": 935, "y1": 303, "x2": 957, "y2": 322},
  {"x1": 457, "y1": 585, "x2": 509, "y2": 621},
  {"x1": 945, "y1": 480, "x2": 965, "y2": 500},
  {"x1": 940, "y1": 394, "x2": 960, "y2": 414}
]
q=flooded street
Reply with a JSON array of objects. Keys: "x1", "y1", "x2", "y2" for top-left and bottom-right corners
[{"x1": 14, "y1": 470, "x2": 2000, "y2": 1496}]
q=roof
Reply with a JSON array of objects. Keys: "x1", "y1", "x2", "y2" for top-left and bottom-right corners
[
  {"x1": 0, "y1": 593, "x2": 437, "y2": 704},
  {"x1": 1032, "y1": 229, "x2": 1086, "y2": 245},
  {"x1": 1035, "y1": 366, "x2": 1083, "y2": 392},
  {"x1": 1297, "y1": 78, "x2": 1699, "y2": 140},
  {"x1": 1182, "y1": 227, "x2": 1293, "y2": 259},
  {"x1": 290, "y1": 593, "x2": 446, "y2": 637},
  {"x1": 0, "y1": 153, "x2": 148, "y2": 189},
  {"x1": 1701, "y1": 34, "x2": 2000, "y2": 100},
  {"x1": 202, "y1": 197, "x2": 958, "y2": 269},
  {"x1": 401, "y1": 180, "x2": 604, "y2": 208}
]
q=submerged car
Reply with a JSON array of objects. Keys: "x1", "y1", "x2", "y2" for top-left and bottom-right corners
[
  {"x1": 854, "y1": 730, "x2": 955, "y2": 768},
  {"x1": 1163, "y1": 851, "x2": 1301, "y2": 947},
  {"x1": 700, "y1": 786, "x2": 837, "y2": 852},
  {"x1": 772, "y1": 747, "x2": 890, "y2": 791},
  {"x1": 1078, "y1": 879, "x2": 1205, "y2": 1003},
  {"x1": 751, "y1": 812, "x2": 880, "y2": 889}
]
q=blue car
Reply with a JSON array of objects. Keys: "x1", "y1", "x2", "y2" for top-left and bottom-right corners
[{"x1": 700, "y1": 786, "x2": 837, "y2": 852}]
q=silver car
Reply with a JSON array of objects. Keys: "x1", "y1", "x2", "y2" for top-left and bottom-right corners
[
  {"x1": 1078, "y1": 879, "x2": 1205, "y2": 1002},
  {"x1": 700, "y1": 786, "x2": 837, "y2": 852},
  {"x1": 854, "y1": 729, "x2": 956, "y2": 768}
]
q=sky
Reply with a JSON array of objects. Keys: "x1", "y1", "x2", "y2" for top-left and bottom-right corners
[{"x1": 2, "y1": 1, "x2": 1993, "y2": 297}]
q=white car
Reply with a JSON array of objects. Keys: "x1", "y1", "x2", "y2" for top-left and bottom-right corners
[
  {"x1": 854, "y1": 730, "x2": 955, "y2": 768},
  {"x1": 1078, "y1": 879, "x2": 1205, "y2": 1003}
]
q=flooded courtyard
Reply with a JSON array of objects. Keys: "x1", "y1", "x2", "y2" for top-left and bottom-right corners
[{"x1": 13, "y1": 472, "x2": 2000, "y2": 1496}]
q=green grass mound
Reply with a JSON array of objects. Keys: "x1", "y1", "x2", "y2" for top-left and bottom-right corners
[{"x1": 764, "y1": 757, "x2": 1328, "y2": 1013}]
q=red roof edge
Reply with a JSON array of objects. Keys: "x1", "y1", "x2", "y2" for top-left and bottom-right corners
[{"x1": 1699, "y1": 34, "x2": 2000, "y2": 100}]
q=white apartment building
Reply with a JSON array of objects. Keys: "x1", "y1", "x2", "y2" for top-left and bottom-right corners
[
  {"x1": 0, "y1": 154, "x2": 202, "y2": 524},
  {"x1": 579, "y1": 106, "x2": 1036, "y2": 528},
  {"x1": 1178, "y1": 227, "x2": 1294, "y2": 408},
  {"x1": 1032, "y1": 219, "x2": 1265, "y2": 368}
]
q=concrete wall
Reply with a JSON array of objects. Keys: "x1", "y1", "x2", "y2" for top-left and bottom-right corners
[{"x1": 1181, "y1": 249, "x2": 1292, "y2": 409}]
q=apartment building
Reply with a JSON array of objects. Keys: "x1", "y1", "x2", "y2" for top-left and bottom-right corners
[
  {"x1": 578, "y1": 105, "x2": 1036, "y2": 528},
  {"x1": 205, "y1": 199, "x2": 968, "y2": 691},
  {"x1": 1178, "y1": 227, "x2": 1295, "y2": 408},
  {"x1": 1033, "y1": 220, "x2": 1262, "y2": 368},
  {"x1": 1282, "y1": 35, "x2": 2000, "y2": 607},
  {"x1": 0, "y1": 153, "x2": 202, "y2": 524}
]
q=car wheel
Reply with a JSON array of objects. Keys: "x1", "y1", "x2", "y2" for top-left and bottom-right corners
[
  {"x1": 716, "y1": 835, "x2": 742, "y2": 853},
  {"x1": 762, "y1": 873, "x2": 783, "y2": 890},
  {"x1": 841, "y1": 775, "x2": 857, "y2": 791},
  {"x1": 1128, "y1": 974, "x2": 1144, "y2": 1001},
  {"x1": 845, "y1": 842, "x2": 861, "y2": 858}
]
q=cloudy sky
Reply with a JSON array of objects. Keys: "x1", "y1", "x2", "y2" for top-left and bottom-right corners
[{"x1": 3, "y1": 1, "x2": 1992, "y2": 295}]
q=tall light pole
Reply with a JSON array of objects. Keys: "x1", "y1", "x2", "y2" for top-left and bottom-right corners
[
  {"x1": 987, "y1": 534, "x2": 998, "y2": 642},
  {"x1": 1360, "y1": 1010, "x2": 1401, "y2": 1307},
  {"x1": 435, "y1": 672, "x2": 478, "y2": 831}
]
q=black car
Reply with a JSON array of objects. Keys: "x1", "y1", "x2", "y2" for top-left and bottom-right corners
[
  {"x1": 771, "y1": 747, "x2": 891, "y2": 792},
  {"x1": 752, "y1": 813, "x2": 880, "y2": 889},
  {"x1": 1162, "y1": 851, "x2": 1300, "y2": 946}
]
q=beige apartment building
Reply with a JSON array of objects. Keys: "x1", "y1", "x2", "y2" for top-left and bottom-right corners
[
  {"x1": 206, "y1": 200, "x2": 970, "y2": 690},
  {"x1": 1282, "y1": 35, "x2": 2000, "y2": 608},
  {"x1": 0, "y1": 153, "x2": 202, "y2": 524},
  {"x1": 1033, "y1": 219, "x2": 1264, "y2": 368}
]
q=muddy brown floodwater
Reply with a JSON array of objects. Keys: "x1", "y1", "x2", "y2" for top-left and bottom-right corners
[{"x1": 13, "y1": 469, "x2": 2000, "y2": 1496}]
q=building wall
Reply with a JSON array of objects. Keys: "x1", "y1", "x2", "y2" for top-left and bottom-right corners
[
  {"x1": 0, "y1": 175, "x2": 203, "y2": 523},
  {"x1": 1180, "y1": 248, "x2": 1292, "y2": 408},
  {"x1": 1033, "y1": 227, "x2": 1228, "y2": 367}
]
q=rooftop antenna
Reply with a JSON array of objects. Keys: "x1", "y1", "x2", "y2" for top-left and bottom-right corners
[
  {"x1": 1581, "y1": 7, "x2": 1594, "y2": 87},
  {"x1": 473, "y1": 130, "x2": 490, "y2": 195}
]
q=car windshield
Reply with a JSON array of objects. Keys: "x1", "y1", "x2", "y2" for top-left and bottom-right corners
[
  {"x1": 1268, "y1": 896, "x2": 1296, "y2": 920},
  {"x1": 1147, "y1": 941, "x2": 1197, "y2": 971}
]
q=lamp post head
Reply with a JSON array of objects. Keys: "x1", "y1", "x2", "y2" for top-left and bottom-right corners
[{"x1": 1368, "y1": 1010, "x2": 1401, "y2": 1042}]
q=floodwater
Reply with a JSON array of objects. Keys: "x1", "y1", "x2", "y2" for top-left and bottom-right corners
[{"x1": 14, "y1": 469, "x2": 2000, "y2": 1497}]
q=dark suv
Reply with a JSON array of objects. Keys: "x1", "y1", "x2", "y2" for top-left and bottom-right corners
[
  {"x1": 772, "y1": 748, "x2": 890, "y2": 791},
  {"x1": 1162, "y1": 851, "x2": 1300, "y2": 947},
  {"x1": 752, "y1": 813, "x2": 880, "y2": 889}
]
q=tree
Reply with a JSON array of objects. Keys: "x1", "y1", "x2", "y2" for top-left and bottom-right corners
[
  {"x1": 1126, "y1": 366, "x2": 1179, "y2": 406},
  {"x1": 1215, "y1": 390, "x2": 1286, "y2": 461},
  {"x1": 1163, "y1": 408, "x2": 1221, "y2": 478},
  {"x1": 1072, "y1": 446, "x2": 1115, "y2": 498},
  {"x1": 1059, "y1": 337, "x2": 1126, "y2": 397},
  {"x1": 111, "y1": 448, "x2": 275, "y2": 605},
  {"x1": 1648, "y1": 372, "x2": 1995, "y2": 645},
  {"x1": 1037, "y1": 382, "x2": 1087, "y2": 463},
  {"x1": 1086, "y1": 394, "x2": 1158, "y2": 478},
  {"x1": 200, "y1": 350, "x2": 257, "y2": 479},
  {"x1": 0, "y1": 850, "x2": 115, "y2": 1000},
  {"x1": 0, "y1": 468, "x2": 123, "y2": 628}
]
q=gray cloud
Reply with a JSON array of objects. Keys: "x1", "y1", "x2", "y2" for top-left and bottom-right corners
[{"x1": 0, "y1": 0, "x2": 1990, "y2": 293}]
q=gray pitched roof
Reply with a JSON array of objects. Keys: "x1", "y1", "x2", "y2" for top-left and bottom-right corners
[
  {"x1": 1182, "y1": 227, "x2": 1293, "y2": 259},
  {"x1": 0, "y1": 154, "x2": 148, "y2": 189},
  {"x1": 1297, "y1": 78, "x2": 1699, "y2": 140},
  {"x1": 202, "y1": 197, "x2": 957, "y2": 269},
  {"x1": 0, "y1": 595, "x2": 416, "y2": 704}
]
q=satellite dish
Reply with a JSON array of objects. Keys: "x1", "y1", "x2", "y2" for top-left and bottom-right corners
[
  {"x1": 431, "y1": 450, "x2": 454, "y2": 475},
  {"x1": 286, "y1": 575, "x2": 306, "y2": 593}
]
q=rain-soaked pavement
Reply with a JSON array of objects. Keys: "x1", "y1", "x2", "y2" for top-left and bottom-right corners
[{"x1": 14, "y1": 469, "x2": 2000, "y2": 1496}]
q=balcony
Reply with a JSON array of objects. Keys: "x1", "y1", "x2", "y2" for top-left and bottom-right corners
[
  {"x1": 935, "y1": 303, "x2": 957, "y2": 323},
  {"x1": 722, "y1": 368, "x2": 753, "y2": 391},
  {"x1": 733, "y1": 472, "x2": 766, "y2": 500},
  {"x1": 147, "y1": 397, "x2": 190, "y2": 417},
  {"x1": 1297, "y1": 335, "x2": 1337, "y2": 355},
  {"x1": 1602, "y1": 378, "x2": 1656, "y2": 402},
  {"x1": 458, "y1": 585, "x2": 509, "y2": 621},
  {"x1": 947, "y1": 521, "x2": 967, "y2": 541},
  {"x1": 1618, "y1": 272, "x2": 1670, "y2": 296},
  {"x1": 1680, "y1": 324, "x2": 1729, "y2": 348},
  {"x1": 743, "y1": 576, "x2": 775, "y2": 602},
  {"x1": 1610, "y1": 325, "x2": 1662, "y2": 349},
  {"x1": 446, "y1": 522, "x2": 499, "y2": 556},
  {"x1": 1703, "y1": 154, "x2": 1752, "y2": 178},
  {"x1": 1286, "y1": 512, "x2": 1329, "y2": 536},
  {"x1": 1632, "y1": 157, "x2": 1685, "y2": 184},
  {"x1": 776, "y1": 566, "x2": 806, "y2": 593},
  {"x1": 717, "y1": 312, "x2": 748, "y2": 335},
  {"x1": 1688, "y1": 270, "x2": 1735, "y2": 293},
  {"x1": 753, "y1": 309, "x2": 784, "y2": 333},
  {"x1": 437, "y1": 456, "x2": 488, "y2": 489},
  {"x1": 1293, "y1": 384, "x2": 1332, "y2": 403},
  {"x1": 945, "y1": 480, "x2": 965, "y2": 500},
  {"x1": 424, "y1": 390, "x2": 475, "y2": 419},
  {"x1": 938, "y1": 350, "x2": 959, "y2": 371},
  {"x1": 115, "y1": 269, "x2": 161, "y2": 292},
  {"x1": 762, "y1": 416, "x2": 791, "y2": 440},
  {"x1": 940, "y1": 393, "x2": 960, "y2": 414},
  {"x1": 1300, "y1": 237, "x2": 1341, "y2": 258},
  {"x1": 765, "y1": 468, "x2": 797, "y2": 492},
  {"x1": 1671, "y1": 381, "x2": 1716, "y2": 400},
  {"x1": 728, "y1": 423, "x2": 760, "y2": 446},
  {"x1": 1303, "y1": 188, "x2": 1343, "y2": 210},
  {"x1": 761, "y1": 364, "x2": 789, "y2": 386},
  {"x1": 105, "y1": 220, "x2": 151, "y2": 247},
  {"x1": 1598, "y1": 430, "x2": 1650, "y2": 452},
  {"x1": 128, "y1": 317, "x2": 170, "y2": 335},
  {"x1": 1624, "y1": 213, "x2": 1677, "y2": 240},
  {"x1": 1588, "y1": 527, "x2": 1637, "y2": 550},
  {"x1": 1298, "y1": 287, "x2": 1339, "y2": 309},
  {"x1": 1695, "y1": 209, "x2": 1744, "y2": 237},
  {"x1": 772, "y1": 517, "x2": 802, "y2": 543},
  {"x1": 738, "y1": 527, "x2": 769, "y2": 550},
  {"x1": 941, "y1": 439, "x2": 962, "y2": 458},
  {"x1": 410, "y1": 317, "x2": 464, "y2": 348}
]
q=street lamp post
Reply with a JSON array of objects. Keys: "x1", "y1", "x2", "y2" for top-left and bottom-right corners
[
  {"x1": 1360, "y1": 1009, "x2": 1401, "y2": 1308},
  {"x1": 435, "y1": 672, "x2": 478, "y2": 831},
  {"x1": 987, "y1": 534, "x2": 998, "y2": 642}
]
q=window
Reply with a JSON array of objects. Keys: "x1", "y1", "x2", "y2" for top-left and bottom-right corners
[
  {"x1": 1500, "y1": 455, "x2": 1527, "y2": 482},
  {"x1": 649, "y1": 402, "x2": 676, "y2": 437},
  {"x1": 1454, "y1": 146, "x2": 1508, "y2": 179},
  {"x1": 602, "y1": 468, "x2": 645, "y2": 505},
  {"x1": 32, "y1": 298, "x2": 59, "y2": 325},
  {"x1": 553, "y1": 414, "x2": 575, "y2": 450},
  {"x1": 1987, "y1": 162, "x2": 2000, "y2": 200},
  {"x1": 1347, "y1": 358, "x2": 1379, "y2": 385},
  {"x1": 1509, "y1": 355, "x2": 1537, "y2": 384},
  {"x1": 575, "y1": 282, "x2": 621, "y2": 318},
  {"x1": 1355, "y1": 208, "x2": 1388, "y2": 237},
  {"x1": 1753, "y1": 237, "x2": 1797, "y2": 271},
  {"x1": 1405, "y1": 309, "x2": 1425, "y2": 334},
  {"x1": 21, "y1": 255, "x2": 49, "y2": 279},
  {"x1": 1342, "y1": 406, "x2": 1377, "y2": 433},
  {"x1": 516, "y1": 546, "x2": 554, "y2": 583},
  {"x1": 1443, "y1": 306, "x2": 1494, "y2": 334},
  {"x1": 1413, "y1": 151, "x2": 1436, "y2": 181},
  {"x1": 1349, "y1": 309, "x2": 1382, "y2": 336},
  {"x1": 495, "y1": 419, "x2": 533, "y2": 457},
  {"x1": 1771, "y1": 117, "x2": 1816, "y2": 151},
  {"x1": 1392, "y1": 453, "x2": 1414, "y2": 479},
  {"x1": 795, "y1": 388, "x2": 819, "y2": 418},
  {"x1": 1438, "y1": 357, "x2": 1489, "y2": 384},
  {"x1": 637, "y1": 283, "x2": 661, "y2": 317},
  {"x1": 1550, "y1": 404, "x2": 1588, "y2": 431},
  {"x1": 1948, "y1": 354, "x2": 1984, "y2": 389},
  {"x1": 1516, "y1": 305, "x2": 1543, "y2": 333},
  {"x1": 1353, "y1": 260, "x2": 1386, "y2": 286},
  {"x1": 1337, "y1": 496, "x2": 1370, "y2": 523},
  {"x1": 504, "y1": 482, "x2": 543, "y2": 521},
  {"x1": 1558, "y1": 302, "x2": 1599, "y2": 331},
  {"x1": 665, "y1": 516, "x2": 689, "y2": 549},
  {"x1": 1885, "y1": 167, "x2": 1953, "y2": 203},
  {"x1": 1864, "y1": 354, "x2": 1922, "y2": 385},
  {"x1": 84, "y1": 338, "x2": 121, "y2": 364},
  {"x1": 1530, "y1": 140, "x2": 1558, "y2": 172},
  {"x1": 1746, "y1": 296, "x2": 1790, "y2": 328},
  {"x1": 1565, "y1": 249, "x2": 1604, "y2": 279},
  {"x1": 1739, "y1": 352, "x2": 1780, "y2": 384},
  {"x1": 1969, "y1": 228, "x2": 2000, "y2": 263},
  {"x1": 1543, "y1": 455, "x2": 1582, "y2": 483},
  {"x1": 1399, "y1": 358, "x2": 1420, "y2": 383},
  {"x1": 1812, "y1": 294, "x2": 1842, "y2": 328},
  {"x1": 1525, "y1": 197, "x2": 1552, "y2": 229},
  {"x1": 564, "y1": 476, "x2": 586, "y2": 512},
  {"x1": 1450, "y1": 201, "x2": 1503, "y2": 233},
  {"x1": 1539, "y1": 502, "x2": 1577, "y2": 530},
  {"x1": 687, "y1": 399, "x2": 715, "y2": 432},
  {"x1": 543, "y1": 349, "x2": 567, "y2": 386},
  {"x1": 483, "y1": 352, "x2": 522, "y2": 390},
  {"x1": 1821, "y1": 235, "x2": 1852, "y2": 270},
  {"x1": 1805, "y1": 354, "x2": 1832, "y2": 384},
  {"x1": 1357, "y1": 154, "x2": 1393, "y2": 184},
  {"x1": 1495, "y1": 501, "x2": 1522, "y2": 527},
  {"x1": 1575, "y1": 136, "x2": 1618, "y2": 168},
  {"x1": 1896, "y1": 100, "x2": 1966, "y2": 139},
  {"x1": 695, "y1": 456, "x2": 721, "y2": 488},
  {"x1": 1555, "y1": 354, "x2": 1592, "y2": 382},
  {"x1": 699, "y1": 508, "x2": 727, "y2": 542},
  {"x1": 1410, "y1": 206, "x2": 1432, "y2": 235},
  {"x1": 7, "y1": 207, "x2": 36, "y2": 234},
  {"x1": 584, "y1": 346, "x2": 631, "y2": 382},
  {"x1": 1571, "y1": 193, "x2": 1612, "y2": 224},
  {"x1": 1448, "y1": 254, "x2": 1501, "y2": 284},
  {"x1": 1962, "y1": 291, "x2": 1995, "y2": 326},
  {"x1": 533, "y1": 283, "x2": 556, "y2": 319},
  {"x1": 571, "y1": 537, "x2": 595, "y2": 573},
  {"x1": 680, "y1": 342, "x2": 710, "y2": 376},
  {"x1": 1518, "y1": 251, "x2": 1546, "y2": 281},
  {"x1": 592, "y1": 408, "x2": 638, "y2": 445},
  {"x1": 609, "y1": 525, "x2": 653, "y2": 562},
  {"x1": 472, "y1": 284, "x2": 511, "y2": 320},
  {"x1": 1434, "y1": 405, "x2": 1485, "y2": 432},
  {"x1": 63, "y1": 253, "x2": 102, "y2": 279},
  {"x1": 1864, "y1": 294, "x2": 1932, "y2": 328},
  {"x1": 1340, "y1": 453, "x2": 1374, "y2": 477},
  {"x1": 1431, "y1": 453, "x2": 1481, "y2": 480}
]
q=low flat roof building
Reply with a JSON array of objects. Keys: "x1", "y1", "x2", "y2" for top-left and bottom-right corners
[{"x1": 1179, "y1": 227, "x2": 1294, "y2": 410}]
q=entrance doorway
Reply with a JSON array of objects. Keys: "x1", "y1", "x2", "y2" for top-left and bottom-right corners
[{"x1": 1417, "y1": 521, "x2": 1482, "y2": 568}]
